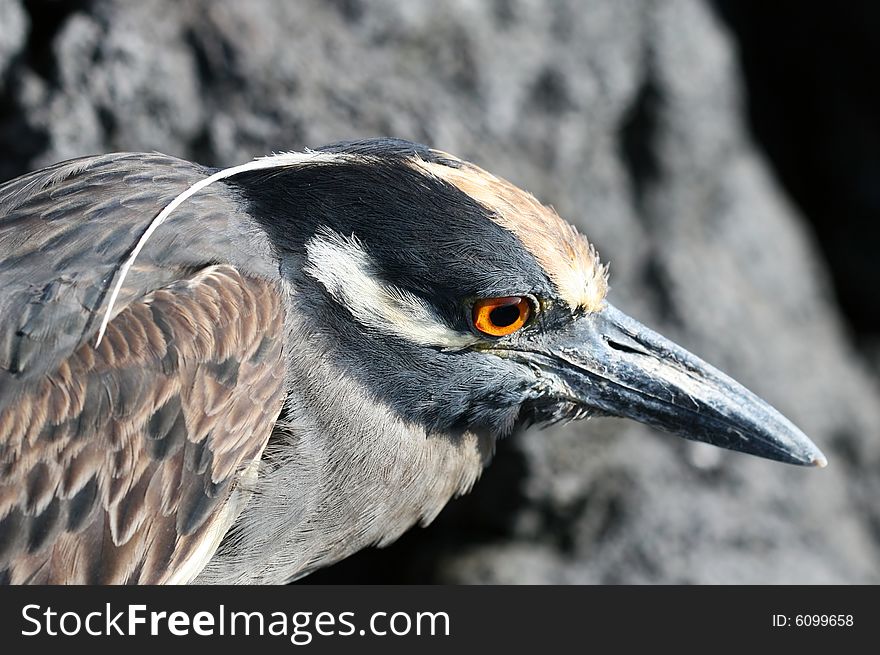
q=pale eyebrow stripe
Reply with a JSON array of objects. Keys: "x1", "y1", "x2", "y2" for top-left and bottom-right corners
[{"x1": 410, "y1": 158, "x2": 609, "y2": 312}]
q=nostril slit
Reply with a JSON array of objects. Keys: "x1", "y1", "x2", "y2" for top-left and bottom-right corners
[{"x1": 605, "y1": 336, "x2": 649, "y2": 357}]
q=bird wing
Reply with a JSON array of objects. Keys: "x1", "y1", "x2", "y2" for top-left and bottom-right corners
[{"x1": 0, "y1": 155, "x2": 288, "y2": 584}]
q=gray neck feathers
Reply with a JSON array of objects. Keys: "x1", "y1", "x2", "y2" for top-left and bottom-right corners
[{"x1": 195, "y1": 301, "x2": 494, "y2": 584}]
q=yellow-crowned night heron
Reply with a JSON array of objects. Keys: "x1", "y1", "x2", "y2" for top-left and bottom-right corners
[{"x1": 0, "y1": 138, "x2": 825, "y2": 584}]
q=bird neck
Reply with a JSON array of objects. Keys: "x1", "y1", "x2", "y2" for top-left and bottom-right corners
[{"x1": 196, "y1": 301, "x2": 494, "y2": 584}]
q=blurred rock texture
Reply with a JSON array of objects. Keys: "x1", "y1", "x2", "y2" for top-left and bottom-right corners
[{"x1": 1, "y1": 0, "x2": 878, "y2": 583}]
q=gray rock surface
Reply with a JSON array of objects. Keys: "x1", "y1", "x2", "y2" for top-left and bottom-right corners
[
  {"x1": 0, "y1": 0, "x2": 26, "y2": 89},
  {"x1": 1, "y1": 0, "x2": 878, "y2": 583}
]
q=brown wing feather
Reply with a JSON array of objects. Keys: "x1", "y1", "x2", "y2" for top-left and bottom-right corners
[{"x1": 0, "y1": 265, "x2": 286, "y2": 584}]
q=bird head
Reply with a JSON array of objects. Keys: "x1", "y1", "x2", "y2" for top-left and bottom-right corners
[{"x1": 234, "y1": 138, "x2": 825, "y2": 467}]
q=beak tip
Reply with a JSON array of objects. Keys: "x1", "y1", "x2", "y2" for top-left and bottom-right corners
[
  {"x1": 784, "y1": 430, "x2": 827, "y2": 468},
  {"x1": 792, "y1": 429, "x2": 827, "y2": 468}
]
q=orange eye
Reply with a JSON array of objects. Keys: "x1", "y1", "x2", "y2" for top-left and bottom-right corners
[{"x1": 473, "y1": 296, "x2": 532, "y2": 337}]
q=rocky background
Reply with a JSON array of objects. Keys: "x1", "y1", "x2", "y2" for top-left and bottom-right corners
[{"x1": 1, "y1": 0, "x2": 878, "y2": 583}]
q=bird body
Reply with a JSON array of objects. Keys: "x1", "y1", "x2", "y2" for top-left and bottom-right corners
[{"x1": 0, "y1": 139, "x2": 825, "y2": 584}]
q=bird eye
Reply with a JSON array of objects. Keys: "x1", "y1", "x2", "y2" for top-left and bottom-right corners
[{"x1": 472, "y1": 296, "x2": 532, "y2": 337}]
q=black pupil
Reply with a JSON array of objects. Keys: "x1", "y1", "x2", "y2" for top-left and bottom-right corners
[{"x1": 489, "y1": 303, "x2": 521, "y2": 327}]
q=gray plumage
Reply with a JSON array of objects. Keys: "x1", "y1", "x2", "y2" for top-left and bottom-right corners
[{"x1": 0, "y1": 139, "x2": 825, "y2": 584}]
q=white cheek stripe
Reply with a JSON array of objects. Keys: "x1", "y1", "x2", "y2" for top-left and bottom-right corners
[{"x1": 304, "y1": 228, "x2": 478, "y2": 350}]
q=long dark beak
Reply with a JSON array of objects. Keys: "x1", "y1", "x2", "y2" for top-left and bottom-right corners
[{"x1": 531, "y1": 303, "x2": 826, "y2": 467}]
